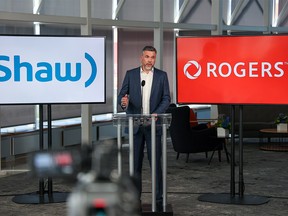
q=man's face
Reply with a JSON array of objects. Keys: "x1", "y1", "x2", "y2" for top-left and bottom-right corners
[{"x1": 141, "y1": 50, "x2": 156, "y2": 72}]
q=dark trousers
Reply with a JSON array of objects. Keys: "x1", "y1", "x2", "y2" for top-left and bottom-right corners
[{"x1": 133, "y1": 126, "x2": 163, "y2": 202}]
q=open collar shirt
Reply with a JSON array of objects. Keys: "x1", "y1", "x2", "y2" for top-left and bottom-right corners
[{"x1": 140, "y1": 67, "x2": 154, "y2": 114}]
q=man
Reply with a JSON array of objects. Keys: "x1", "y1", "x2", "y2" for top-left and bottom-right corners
[{"x1": 117, "y1": 46, "x2": 171, "y2": 211}]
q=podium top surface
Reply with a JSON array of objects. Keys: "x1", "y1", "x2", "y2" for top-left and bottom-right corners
[{"x1": 112, "y1": 113, "x2": 172, "y2": 126}]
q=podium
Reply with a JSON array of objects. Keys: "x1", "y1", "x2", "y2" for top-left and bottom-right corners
[{"x1": 113, "y1": 114, "x2": 173, "y2": 215}]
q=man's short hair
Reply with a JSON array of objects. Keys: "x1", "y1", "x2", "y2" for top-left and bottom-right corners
[{"x1": 142, "y1": 46, "x2": 157, "y2": 53}]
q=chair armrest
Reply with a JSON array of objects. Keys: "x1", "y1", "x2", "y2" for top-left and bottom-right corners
[
  {"x1": 190, "y1": 119, "x2": 218, "y2": 128},
  {"x1": 191, "y1": 126, "x2": 218, "y2": 137}
]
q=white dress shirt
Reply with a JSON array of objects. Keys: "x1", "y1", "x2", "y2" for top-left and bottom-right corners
[{"x1": 140, "y1": 67, "x2": 153, "y2": 114}]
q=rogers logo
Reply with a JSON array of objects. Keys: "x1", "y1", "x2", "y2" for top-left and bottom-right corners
[
  {"x1": 183, "y1": 61, "x2": 286, "y2": 79},
  {"x1": 183, "y1": 60, "x2": 201, "y2": 79}
]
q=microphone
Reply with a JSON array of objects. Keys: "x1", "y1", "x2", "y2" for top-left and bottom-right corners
[
  {"x1": 141, "y1": 80, "x2": 145, "y2": 114},
  {"x1": 141, "y1": 80, "x2": 146, "y2": 87}
]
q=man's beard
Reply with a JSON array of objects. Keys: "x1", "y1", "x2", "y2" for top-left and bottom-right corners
[{"x1": 144, "y1": 64, "x2": 152, "y2": 71}]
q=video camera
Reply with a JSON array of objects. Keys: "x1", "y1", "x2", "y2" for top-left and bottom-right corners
[{"x1": 30, "y1": 143, "x2": 140, "y2": 216}]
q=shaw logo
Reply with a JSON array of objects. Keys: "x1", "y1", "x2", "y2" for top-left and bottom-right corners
[
  {"x1": 183, "y1": 60, "x2": 286, "y2": 79},
  {"x1": 0, "y1": 52, "x2": 97, "y2": 88},
  {"x1": 183, "y1": 60, "x2": 201, "y2": 80}
]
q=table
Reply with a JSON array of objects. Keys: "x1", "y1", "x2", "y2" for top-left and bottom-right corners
[{"x1": 259, "y1": 128, "x2": 288, "y2": 151}]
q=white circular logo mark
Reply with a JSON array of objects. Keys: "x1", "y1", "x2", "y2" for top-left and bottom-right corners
[{"x1": 183, "y1": 60, "x2": 201, "y2": 80}]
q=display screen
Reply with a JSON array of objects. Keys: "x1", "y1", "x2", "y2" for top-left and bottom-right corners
[
  {"x1": 0, "y1": 36, "x2": 105, "y2": 104},
  {"x1": 176, "y1": 35, "x2": 288, "y2": 105}
]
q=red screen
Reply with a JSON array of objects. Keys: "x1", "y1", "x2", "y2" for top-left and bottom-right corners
[{"x1": 176, "y1": 35, "x2": 288, "y2": 105}]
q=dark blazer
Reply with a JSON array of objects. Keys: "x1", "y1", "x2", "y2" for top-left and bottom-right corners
[{"x1": 118, "y1": 66, "x2": 171, "y2": 115}]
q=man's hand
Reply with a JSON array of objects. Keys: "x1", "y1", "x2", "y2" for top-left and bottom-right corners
[
  {"x1": 151, "y1": 113, "x2": 158, "y2": 121},
  {"x1": 121, "y1": 94, "x2": 129, "y2": 109}
]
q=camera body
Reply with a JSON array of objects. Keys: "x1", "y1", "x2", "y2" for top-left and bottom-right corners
[
  {"x1": 31, "y1": 143, "x2": 140, "y2": 216},
  {"x1": 68, "y1": 175, "x2": 140, "y2": 216}
]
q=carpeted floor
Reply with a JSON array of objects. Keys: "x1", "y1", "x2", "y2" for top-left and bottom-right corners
[{"x1": 0, "y1": 138, "x2": 288, "y2": 215}]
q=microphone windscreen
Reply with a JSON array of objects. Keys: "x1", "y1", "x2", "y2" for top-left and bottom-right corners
[{"x1": 141, "y1": 80, "x2": 146, "y2": 87}]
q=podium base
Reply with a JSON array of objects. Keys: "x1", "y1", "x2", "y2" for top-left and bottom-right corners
[
  {"x1": 12, "y1": 191, "x2": 69, "y2": 204},
  {"x1": 198, "y1": 193, "x2": 269, "y2": 205},
  {"x1": 142, "y1": 204, "x2": 173, "y2": 216}
]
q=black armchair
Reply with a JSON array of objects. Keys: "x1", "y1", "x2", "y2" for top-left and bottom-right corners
[{"x1": 169, "y1": 106, "x2": 226, "y2": 163}]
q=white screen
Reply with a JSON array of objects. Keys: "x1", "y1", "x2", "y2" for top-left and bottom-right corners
[{"x1": 0, "y1": 36, "x2": 105, "y2": 104}]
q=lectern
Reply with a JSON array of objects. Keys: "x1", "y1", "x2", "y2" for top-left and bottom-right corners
[{"x1": 113, "y1": 113, "x2": 173, "y2": 215}]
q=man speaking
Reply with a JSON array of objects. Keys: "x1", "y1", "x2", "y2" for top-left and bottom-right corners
[{"x1": 118, "y1": 45, "x2": 171, "y2": 211}]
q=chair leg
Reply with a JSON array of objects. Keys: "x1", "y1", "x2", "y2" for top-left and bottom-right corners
[
  {"x1": 176, "y1": 153, "x2": 180, "y2": 160},
  {"x1": 185, "y1": 153, "x2": 189, "y2": 163},
  {"x1": 223, "y1": 141, "x2": 230, "y2": 163},
  {"x1": 218, "y1": 149, "x2": 222, "y2": 162},
  {"x1": 208, "y1": 151, "x2": 215, "y2": 165}
]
